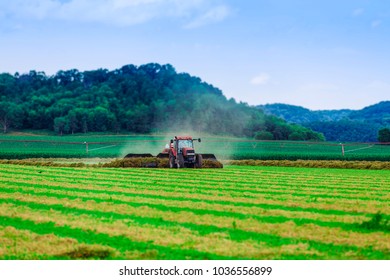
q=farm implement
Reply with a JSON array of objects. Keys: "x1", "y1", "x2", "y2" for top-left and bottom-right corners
[{"x1": 124, "y1": 136, "x2": 221, "y2": 168}]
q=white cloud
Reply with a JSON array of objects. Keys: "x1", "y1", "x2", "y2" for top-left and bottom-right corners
[
  {"x1": 0, "y1": 0, "x2": 230, "y2": 27},
  {"x1": 1, "y1": 0, "x2": 61, "y2": 19},
  {"x1": 184, "y1": 5, "x2": 230, "y2": 29},
  {"x1": 352, "y1": 8, "x2": 364, "y2": 17},
  {"x1": 371, "y1": 20, "x2": 381, "y2": 28},
  {"x1": 250, "y1": 73, "x2": 270, "y2": 85}
]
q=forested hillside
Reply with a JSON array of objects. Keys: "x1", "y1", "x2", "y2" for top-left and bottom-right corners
[
  {"x1": 0, "y1": 63, "x2": 324, "y2": 141},
  {"x1": 259, "y1": 103, "x2": 353, "y2": 123},
  {"x1": 259, "y1": 102, "x2": 390, "y2": 142}
]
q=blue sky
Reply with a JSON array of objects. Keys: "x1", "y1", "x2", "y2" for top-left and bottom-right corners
[{"x1": 0, "y1": 0, "x2": 389, "y2": 109}]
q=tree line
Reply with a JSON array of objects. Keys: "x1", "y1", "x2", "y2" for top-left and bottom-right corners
[
  {"x1": 260, "y1": 102, "x2": 390, "y2": 142},
  {"x1": 0, "y1": 63, "x2": 324, "y2": 141}
]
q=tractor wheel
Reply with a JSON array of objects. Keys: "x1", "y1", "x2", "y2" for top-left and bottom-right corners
[
  {"x1": 169, "y1": 153, "x2": 176, "y2": 168},
  {"x1": 195, "y1": 154, "x2": 203, "y2": 168},
  {"x1": 177, "y1": 154, "x2": 185, "y2": 168}
]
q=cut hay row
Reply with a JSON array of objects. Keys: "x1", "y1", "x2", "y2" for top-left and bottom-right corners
[
  {"x1": 1, "y1": 173, "x2": 389, "y2": 216},
  {"x1": 4, "y1": 165, "x2": 389, "y2": 205},
  {"x1": 0, "y1": 158, "x2": 223, "y2": 168},
  {"x1": 0, "y1": 195, "x2": 388, "y2": 259},
  {"x1": 1, "y1": 164, "x2": 388, "y2": 194},
  {"x1": 0, "y1": 164, "x2": 389, "y2": 259},
  {"x1": 0, "y1": 183, "x2": 378, "y2": 228},
  {"x1": 2, "y1": 157, "x2": 390, "y2": 171},
  {"x1": 1, "y1": 169, "x2": 388, "y2": 202},
  {"x1": 2, "y1": 158, "x2": 384, "y2": 184},
  {"x1": 102, "y1": 158, "x2": 224, "y2": 168},
  {"x1": 2, "y1": 176, "x2": 386, "y2": 206},
  {"x1": 228, "y1": 159, "x2": 390, "y2": 170},
  {"x1": 0, "y1": 203, "x2": 273, "y2": 259},
  {"x1": 0, "y1": 165, "x2": 389, "y2": 212},
  {"x1": 0, "y1": 225, "x2": 115, "y2": 260}
]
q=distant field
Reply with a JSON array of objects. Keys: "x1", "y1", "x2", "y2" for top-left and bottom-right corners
[
  {"x1": 0, "y1": 164, "x2": 388, "y2": 260},
  {"x1": 0, "y1": 134, "x2": 389, "y2": 161}
]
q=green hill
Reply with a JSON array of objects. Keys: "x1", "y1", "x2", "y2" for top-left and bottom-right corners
[
  {"x1": 0, "y1": 63, "x2": 323, "y2": 141},
  {"x1": 259, "y1": 102, "x2": 390, "y2": 142},
  {"x1": 259, "y1": 103, "x2": 353, "y2": 123}
]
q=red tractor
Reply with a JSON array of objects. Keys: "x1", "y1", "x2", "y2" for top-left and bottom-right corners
[
  {"x1": 163, "y1": 136, "x2": 203, "y2": 168},
  {"x1": 124, "y1": 135, "x2": 218, "y2": 168}
]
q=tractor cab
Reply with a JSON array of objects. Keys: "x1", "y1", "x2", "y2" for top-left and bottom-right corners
[
  {"x1": 171, "y1": 136, "x2": 200, "y2": 154},
  {"x1": 178, "y1": 139, "x2": 194, "y2": 150},
  {"x1": 168, "y1": 136, "x2": 202, "y2": 168}
]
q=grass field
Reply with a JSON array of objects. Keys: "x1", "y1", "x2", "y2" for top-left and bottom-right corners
[
  {"x1": 0, "y1": 164, "x2": 389, "y2": 260},
  {"x1": 0, "y1": 133, "x2": 389, "y2": 161}
]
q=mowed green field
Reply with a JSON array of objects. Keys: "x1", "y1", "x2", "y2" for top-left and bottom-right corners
[{"x1": 0, "y1": 164, "x2": 389, "y2": 260}]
